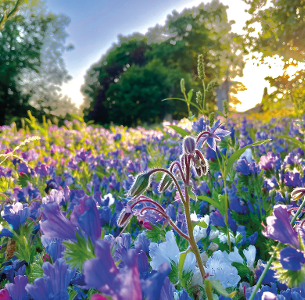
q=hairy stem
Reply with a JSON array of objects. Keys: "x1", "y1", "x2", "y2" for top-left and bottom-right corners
[
  {"x1": 183, "y1": 188, "x2": 212, "y2": 299},
  {"x1": 150, "y1": 168, "x2": 185, "y2": 204}
]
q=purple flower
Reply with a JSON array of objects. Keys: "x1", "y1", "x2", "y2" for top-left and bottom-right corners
[
  {"x1": 284, "y1": 172, "x2": 302, "y2": 187},
  {"x1": 134, "y1": 232, "x2": 150, "y2": 254},
  {"x1": 210, "y1": 210, "x2": 226, "y2": 227},
  {"x1": 5, "y1": 275, "x2": 29, "y2": 300},
  {"x1": 248, "y1": 231, "x2": 258, "y2": 245},
  {"x1": 83, "y1": 240, "x2": 142, "y2": 300},
  {"x1": 1, "y1": 203, "x2": 30, "y2": 230},
  {"x1": 25, "y1": 259, "x2": 75, "y2": 300},
  {"x1": 236, "y1": 158, "x2": 250, "y2": 175},
  {"x1": 70, "y1": 197, "x2": 101, "y2": 242},
  {"x1": 262, "y1": 205, "x2": 299, "y2": 248},
  {"x1": 280, "y1": 247, "x2": 305, "y2": 271},
  {"x1": 0, "y1": 289, "x2": 10, "y2": 300},
  {"x1": 259, "y1": 152, "x2": 280, "y2": 171},
  {"x1": 192, "y1": 117, "x2": 207, "y2": 132},
  {"x1": 41, "y1": 236, "x2": 65, "y2": 262},
  {"x1": 40, "y1": 201, "x2": 77, "y2": 241},
  {"x1": 142, "y1": 263, "x2": 171, "y2": 300},
  {"x1": 18, "y1": 163, "x2": 30, "y2": 175},
  {"x1": 196, "y1": 119, "x2": 231, "y2": 151},
  {"x1": 83, "y1": 239, "x2": 170, "y2": 300},
  {"x1": 44, "y1": 179, "x2": 59, "y2": 194}
]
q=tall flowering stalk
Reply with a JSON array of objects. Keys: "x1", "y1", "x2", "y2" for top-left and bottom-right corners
[{"x1": 118, "y1": 123, "x2": 230, "y2": 299}]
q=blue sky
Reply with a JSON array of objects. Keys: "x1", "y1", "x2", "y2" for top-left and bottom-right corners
[{"x1": 45, "y1": 0, "x2": 295, "y2": 111}]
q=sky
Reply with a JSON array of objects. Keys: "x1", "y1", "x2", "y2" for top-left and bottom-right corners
[{"x1": 45, "y1": 0, "x2": 301, "y2": 112}]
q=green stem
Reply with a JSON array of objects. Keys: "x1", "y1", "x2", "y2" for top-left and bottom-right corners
[
  {"x1": 183, "y1": 188, "x2": 213, "y2": 300},
  {"x1": 202, "y1": 79, "x2": 206, "y2": 114},
  {"x1": 249, "y1": 197, "x2": 305, "y2": 300},
  {"x1": 215, "y1": 151, "x2": 231, "y2": 251}
]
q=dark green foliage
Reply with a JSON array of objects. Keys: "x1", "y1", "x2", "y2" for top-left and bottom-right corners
[
  {"x1": 82, "y1": 1, "x2": 246, "y2": 125},
  {"x1": 0, "y1": 0, "x2": 74, "y2": 126},
  {"x1": 63, "y1": 232, "x2": 96, "y2": 271}
]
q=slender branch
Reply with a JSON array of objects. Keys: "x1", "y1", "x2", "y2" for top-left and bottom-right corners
[
  {"x1": 130, "y1": 197, "x2": 166, "y2": 213},
  {"x1": 169, "y1": 161, "x2": 186, "y2": 183},
  {"x1": 150, "y1": 168, "x2": 185, "y2": 204}
]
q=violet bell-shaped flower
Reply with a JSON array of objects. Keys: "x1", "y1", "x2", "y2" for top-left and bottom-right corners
[
  {"x1": 262, "y1": 205, "x2": 299, "y2": 248},
  {"x1": 39, "y1": 201, "x2": 77, "y2": 241},
  {"x1": 83, "y1": 239, "x2": 171, "y2": 300}
]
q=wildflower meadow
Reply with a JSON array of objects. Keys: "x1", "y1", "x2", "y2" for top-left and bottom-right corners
[{"x1": 1, "y1": 105, "x2": 305, "y2": 300}]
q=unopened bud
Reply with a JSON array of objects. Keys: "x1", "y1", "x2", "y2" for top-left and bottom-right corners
[
  {"x1": 208, "y1": 242, "x2": 219, "y2": 252},
  {"x1": 183, "y1": 136, "x2": 196, "y2": 154},
  {"x1": 128, "y1": 171, "x2": 152, "y2": 198},
  {"x1": 291, "y1": 187, "x2": 305, "y2": 201},
  {"x1": 180, "y1": 78, "x2": 185, "y2": 94},
  {"x1": 117, "y1": 205, "x2": 133, "y2": 227},
  {"x1": 223, "y1": 100, "x2": 228, "y2": 116},
  {"x1": 158, "y1": 173, "x2": 173, "y2": 193},
  {"x1": 209, "y1": 112, "x2": 215, "y2": 127},
  {"x1": 196, "y1": 91, "x2": 202, "y2": 104},
  {"x1": 197, "y1": 54, "x2": 205, "y2": 80}
]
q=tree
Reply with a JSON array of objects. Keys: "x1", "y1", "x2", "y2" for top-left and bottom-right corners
[
  {"x1": 0, "y1": 0, "x2": 75, "y2": 125},
  {"x1": 81, "y1": 0, "x2": 246, "y2": 125},
  {"x1": 243, "y1": 0, "x2": 305, "y2": 110}
]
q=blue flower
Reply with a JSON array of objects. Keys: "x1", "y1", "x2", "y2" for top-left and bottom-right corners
[
  {"x1": 6, "y1": 275, "x2": 30, "y2": 300},
  {"x1": 197, "y1": 119, "x2": 231, "y2": 151},
  {"x1": 25, "y1": 259, "x2": 75, "y2": 300},
  {"x1": 280, "y1": 247, "x2": 305, "y2": 271},
  {"x1": 192, "y1": 117, "x2": 207, "y2": 132},
  {"x1": 236, "y1": 158, "x2": 251, "y2": 175},
  {"x1": 262, "y1": 205, "x2": 299, "y2": 248},
  {"x1": 40, "y1": 201, "x2": 77, "y2": 241}
]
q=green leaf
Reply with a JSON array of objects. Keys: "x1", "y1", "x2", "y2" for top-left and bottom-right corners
[
  {"x1": 216, "y1": 110, "x2": 225, "y2": 117},
  {"x1": 187, "y1": 90, "x2": 193, "y2": 102},
  {"x1": 210, "y1": 279, "x2": 236, "y2": 298},
  {"x1": 226, "y1": 139, "x2": 272, "y2": 172},
  {"x1": 232, "y1": 262, "x2": 251, "y2": 279},
  {"x1": 144, "y1": 224, "x2": 167, "y2": 243},
  {"x1": 197, "y1": 196, "x2": 222, "y2": 213},
  {"x1": 178, "y1": 251, "x2": 187, "y2": 281},
  {"x1": 167, "y1": 125, "x2": 190, "y2": 137},
  {"x1": 277, "y1": 135, "x2": 305, "y2": 151},
  {"x1": 258, "y1": 169, "x2": 264, "y2": 181},
  {"x1": 197, "y1": 219, "x2": 207, "y2": 228}
]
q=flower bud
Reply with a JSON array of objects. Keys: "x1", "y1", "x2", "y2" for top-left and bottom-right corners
[
  {"x1": 183, "y1": 136, "x2": 196, "y2": 154},
  {"x1": 158, "y1": 173, "x2": 173, "y2": 193},
  {"x1": 291, "y1": 187, "x2": 305, "y2": 201},
  {"x1": 117, "y1": 205, "x2": 133, "y2": 227},
  {"x1": 196, "y1": 91, "x2": 202, "y2": 104},
  {"x1": 128, "y1": 171, "x2": 152, "y2": 198},
  {"x1": 197, "y1": 54, "x2": 205, "y2": 80},
  {"x1": 207, "y1": 242, "x2": 219, "y2": 252},
  {"x1": 180, "y1": 78, "x2": 185, "y2": 94},
  {"x1": 209, "y1": 112, "x2": 215, "y2": 127}
]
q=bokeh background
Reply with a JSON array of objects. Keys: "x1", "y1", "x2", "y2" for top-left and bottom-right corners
[{"x1": 1, "y1": 0, "x2": 304, "y2": 126}]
